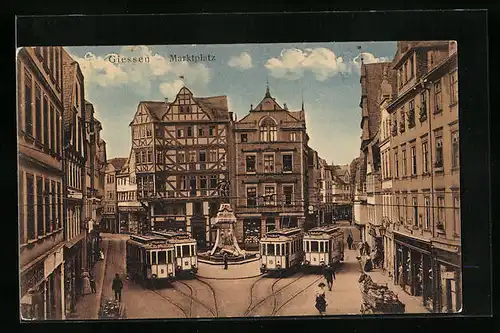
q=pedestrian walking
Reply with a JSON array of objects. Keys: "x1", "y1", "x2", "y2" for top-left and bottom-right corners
[
  {"x1": 112, "y1": 273, "x2": 123, "y2": 302},
  {"x1": 314, "y1": 282, "x2": 328, "y2": 315},
  {"x1": 90, "y1": 274, "x2": 97, "y2": 294},
  {"x1": 323, "y1": 263, "x2": 336, "y2": 291},
  {"x1": 223, "y1": 252, "x2": 228, "y2": 270},
  {"x1": 347, "y1": 234, "x2": 353, "y2": 250},
  {"x1": 81, "y1": 270, "x2": 92, "y2": 295}
]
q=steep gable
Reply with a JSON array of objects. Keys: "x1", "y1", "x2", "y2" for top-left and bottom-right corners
[{"x1": 163, "y1": 87, "x2": 214, "y2": 121}]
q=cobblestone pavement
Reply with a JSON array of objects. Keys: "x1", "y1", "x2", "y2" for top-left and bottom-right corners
[{"x1": 72, "y1": 234, "x2": 430, "y2": 319}]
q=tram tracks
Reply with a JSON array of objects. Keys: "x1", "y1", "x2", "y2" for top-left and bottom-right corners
[
  {"x1": 173, "y1": 280, "x2": 218, "y2": 317},
  {"x1": 271, "y1": 275, "x2": 323, "y2": 316},
  {"x1": 244, "y1": 274, "x2": 306, "y2": 316}
]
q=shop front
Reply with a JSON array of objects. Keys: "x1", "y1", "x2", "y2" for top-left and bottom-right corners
[
  {"x1": 20, "y1": 261, "x2": 45, "y2": 320},
  {"x1": 432, "y1": 244, "x2": 462, "y2": 313},
  {"x1": 243, "y1": 218, "x2": 261, "y2": 250},
  {"x1": 394, "y1": 232, "x2": 433, "y2": 310},
  {"x1": 63, "y1": 237, "x2": 84, "y2": 317}
]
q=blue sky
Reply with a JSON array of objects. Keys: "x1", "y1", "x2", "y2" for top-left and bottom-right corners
[{"x1": 66, "y1": 42, "x2": 396, "y2": 165}]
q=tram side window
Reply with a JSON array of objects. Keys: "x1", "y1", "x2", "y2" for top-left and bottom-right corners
[
  {"x1": 320, "y1": 242, "x2": 325, "y2": 253},
  {"x1": 305, "y1": 241, "x2": 309, "y2": 252},
  {"x1": 267, "y1": 243, "x2": 275, "y2": 255},
  {"x1": 311, "y1": 241, "x2": 319, "y2": 252},
  {"x1": 261, "y1": 243, "x2": 266, "y2": 255},
  {"x1": 191, "y1": 245, "x2": 195, "y2": 256},
  {"x1": 152, "y1": 251, "x2": 158, "y2": 265},
  {"x1": 146, "y1": 251, "x2": 151, "y2": 264},
  {"x1": 287, "y1": 243, "x2": 290, "y2": 255},
  {"x1": 158, "y1": 251, "x2": 166, "y2": 264},
  {"x1": 176, "y1": 246, "x2": 181, "y2": 258}
]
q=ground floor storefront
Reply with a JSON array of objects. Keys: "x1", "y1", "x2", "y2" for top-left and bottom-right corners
[
  {"x1": 102, "y1": 215, "x2": 118, "y2": 233},
  {"x1": 394, "y1": 232, "x2": 434, "y2": 311},
  {"x1": 63, "y1": 236, "x2": 85, "y2": 318},
  {"x1": 236, "y1": 213, "x2": 304, "y2": 250},
  {"x1": 118, "y1": 207, "x2": 146, "y2": 234},
  {"x1": 432, "y1": 244, "x2": 462, "y2": 313},
  {"x1": 333, "y1": 204, "x2": 352, "y2": 221},
  {"x1": 20, "y1": 246, "x2": 65, "y2": 320}
]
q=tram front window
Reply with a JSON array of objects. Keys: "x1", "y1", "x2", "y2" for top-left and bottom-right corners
[
  {"x1": 267, "y1": 244, "x2": 275, "y2": 255},
  {"x1": 320, "y1": 242, "x2": 324, "y2": 253},
  {"x1": 190, "y1": 245, "x2": 195, "y2": 256},
  {"x1": 158, "y1": 251, "x2": 166, "y2": 264},
  {"x1": 176, "y1": 246, "x2": 181, "y2": 257},
  {"x1": 182, "y1": 245, "x2": 190, "y2": 257},
  {"x1": 311, "y1": 241, "x2": 319, "y2": 252}
]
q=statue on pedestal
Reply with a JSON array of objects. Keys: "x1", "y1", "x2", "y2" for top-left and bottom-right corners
[{"x1": 209, "y1": 203, "x2": 242, "y2": 257}]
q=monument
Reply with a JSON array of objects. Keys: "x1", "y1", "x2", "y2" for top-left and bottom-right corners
[{"x1": 209, "y1": 203, "x2": 243, "y2": 257}]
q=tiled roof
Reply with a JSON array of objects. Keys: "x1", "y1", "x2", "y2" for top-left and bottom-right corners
[
  {"x1": 142, "y1": 101, "x2": 170, "y2": 121},
  {"x1": 195, "y1": 96, "x2": 229, "y2": 120},
  {"x1": 108, "y1": 157, "x2": 128, "y2": 171}
]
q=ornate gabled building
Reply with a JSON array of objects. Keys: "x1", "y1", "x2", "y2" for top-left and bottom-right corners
[
  {"x1": 330, "y1": 164, "x2": 352, "y2": 220},
  {"x1": 130, "y1": 87, "x2": 234, "y2": 250},
  {"x1": 233, "y1": 86, "x2": 309, "y2": 249}
]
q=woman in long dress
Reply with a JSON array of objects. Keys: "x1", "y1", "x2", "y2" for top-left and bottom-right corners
[
  {"x1": 81, "y1": 270, "x2": 92, "y2": 295},
  {"x1": 314, "y1": 282, "x2": 328, "y2": 315}
]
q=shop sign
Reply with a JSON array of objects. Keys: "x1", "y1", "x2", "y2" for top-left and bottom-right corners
[
  {"x1": 442, "y1": 271, "x2": 455, "y2": 279},
  {"x1": 68, "y1": 189, "x2": 83, "y2": 200}
]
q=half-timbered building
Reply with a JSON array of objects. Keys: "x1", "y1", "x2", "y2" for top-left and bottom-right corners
[
  {"x1": 234, "y1": 86, "x2": 309, "y2": 249},
  {"x1": 130, "y1": 87, "x2": 234, "y2": 250}
]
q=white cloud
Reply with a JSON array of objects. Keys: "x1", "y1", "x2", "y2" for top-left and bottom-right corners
[
  {"x1": 72, "y1": 45, "x2": 211, "y2": 96},
  {"x1": 265, "y1": 48, "x2": 391, "y2": 81},
  {"x1": 265, "y1": 48, "x2": 352, "y2": 81},
  {"x1": 159, "y1": 80, "x2": 185, "y2": 99},
  {"x1": 351, "y1": 52, "x2": 391, "y2": 74},
  {"x1": 228, "y1": 52, "x2": 253, "y2": 70}
]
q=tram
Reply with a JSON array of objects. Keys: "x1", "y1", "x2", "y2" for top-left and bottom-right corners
[
  {"x1": 126, "y1": 234, "x2": 176, "y2": 287},
  {"x1": 259, "y1": 227, "x2": 304, "y2": 275},
  {"x1": 302, "y1": 225, "x2": 344, "y2": 271},
  {"x1": 151, "y1": 230, "x2": 198, "y2": 276}
]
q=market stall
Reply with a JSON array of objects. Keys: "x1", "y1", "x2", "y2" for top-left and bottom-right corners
[
  {"x1": 98, "y1": 299, "x2": 126, "y2": 319},
  {"x1": 358, "y1": 273, "x2": 405, "y2": 314}
]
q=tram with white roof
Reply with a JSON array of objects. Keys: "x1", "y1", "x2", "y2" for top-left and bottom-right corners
[
  {"x1": 126, "y1": 234, "x2": 176, "y2": 287},
  {"x1": 151, "y1": 230, "x2": 198, "y2": 276},
  {"x1": 259, "y1": 227, "x2": 304, "y2": 275},
  {"x1": 302, "y1": 225, "x2": 344, "y2": 270}
]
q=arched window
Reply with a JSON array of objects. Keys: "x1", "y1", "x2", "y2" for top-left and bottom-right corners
[{"x1": 259, "y1": 117, "x2": 277, "y2": 142}]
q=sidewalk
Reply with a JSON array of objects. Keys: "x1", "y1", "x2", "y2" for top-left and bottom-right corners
[
  {"x1": 69, "y1": 239, "x2": 109, "y2": 320},
  {"x1": 368, "y1": 268, "x2": 431, "y2": 313}
]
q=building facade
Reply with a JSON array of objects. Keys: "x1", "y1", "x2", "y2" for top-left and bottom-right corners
[
  {"x1": 353, "y1": 61, "x2": 392, "y2": 243},
  {"x1": 18, "y1": 47, "x2": 65, "y2": 320},
  {"x1": 61, "y1": 49, "x2": 89, "y2": 317},
  {"x1": 116, "y1": 151, "x2": 146, "y2": 234},
  {"x1": 234, "y1": 86, "x2": 309, "y2": 248},
  {"x1": 83, "y1": 101, "x2": 105, "y2": 270},
  {"x1": 330, "y1": 164, "x2": 352, "y2": 221},
  {"x1": 130, "y1": 87, "x2": 233, "y2": 250},
  {"x1": 385, "y1": 41, "x2": 460, "y2": 313},
  {"x1": 103, "y1": 158, "x2": 127, "y2": 233}
]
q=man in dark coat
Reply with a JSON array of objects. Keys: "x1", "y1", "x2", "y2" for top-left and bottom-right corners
[
  {"x1": 223, "y1": 252, "x2": 228, "y2": 270},
  {"x1": 112, "y1": 273, "x2": 123, "y2": 302},
  {"x1": 323, "y1": 263, "x2": 336, "y2": 291},
  {"x1": 347, "y1": 234, "x2": 353, "y2": 250}
]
